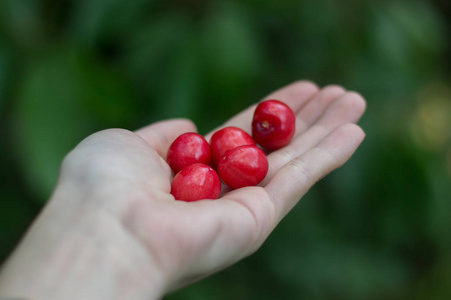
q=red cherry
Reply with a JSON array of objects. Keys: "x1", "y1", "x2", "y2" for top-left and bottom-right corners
[
  {"x1": 252, "y1": 100, "x2": 296, "y2": 150},
  {"x1": 210, "y1": 126, "x2": 256, "y2": 168},
  {"x1": 218, "y1": 145, "x2": 268, "y2": 189},
  {"x1": 167, "y1": 132, "x2": 211, "y2": 174},
  {"x1": 171, "y1": 163, "x2": 221, "y2": 202}
]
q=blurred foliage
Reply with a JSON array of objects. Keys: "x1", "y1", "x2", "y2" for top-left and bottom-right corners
[{"x1": 1, "y1": 0, "x2": 451, "y2": 299}]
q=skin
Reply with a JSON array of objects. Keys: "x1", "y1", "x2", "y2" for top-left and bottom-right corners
[{"x1": 0, "y1": 81, "x2": 366, "y2": 300}]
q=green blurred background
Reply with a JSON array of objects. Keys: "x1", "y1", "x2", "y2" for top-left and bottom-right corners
[{"x1": 1, "y1": 0, "x2": 451, "y2": 298}]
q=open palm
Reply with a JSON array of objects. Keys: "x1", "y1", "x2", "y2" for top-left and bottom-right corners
[{"x1": 0, "y1": 81, "x2": 366, "y2": 299}]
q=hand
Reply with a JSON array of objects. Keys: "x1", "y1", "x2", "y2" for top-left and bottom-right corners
[{"x1": 0, "y1": 81, "x2": 366, "y2": 299}]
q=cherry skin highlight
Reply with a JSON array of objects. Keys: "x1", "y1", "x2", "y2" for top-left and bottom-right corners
[
  {"x1": 252, "y1": 100, "x2": 296, "y2": 150},
  {"x1": 170, "y1": 163, "x2": 221, "y2": 202},
  {"x1": 218, "y1": 145, "x2": 268, "y2": 189},
  {"x1": 210, "y1": 126, "x2": 256, "y2": 168},
  {"x1": 167, "y1": 132, "x2": 211, "y2": 174}
]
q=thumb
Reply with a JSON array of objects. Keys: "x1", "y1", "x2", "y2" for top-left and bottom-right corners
[{"x1": 135, "y1": 119, "x2": 197, "y2": 159}]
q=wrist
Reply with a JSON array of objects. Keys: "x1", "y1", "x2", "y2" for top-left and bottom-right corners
[{"x1": 0, "y1": 183, "x2": 165, "y2": 300}]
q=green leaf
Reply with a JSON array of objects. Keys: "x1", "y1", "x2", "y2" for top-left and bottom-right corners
[
  {"x1": 70, "y1": 0, "x2": 155, "y2": 44},
  {"x1": 0, "y1": 42, "x2": 9, "y2": 110},
  {"x1": 14, "y1": 49, "x2": 93, "y2": 201},
  {"x1": 369, "y1": 1, "x2": 446, "y2": 69},
  {"x1": 73, "y1": 51, "x2": 135, "y2": 127},
  {"x1": 0, "y1": 192, "x2": 37, "y2": 262},
  {"x1": 121, "y1": 13, "x2": 193, "y2": 96},
  {"x1": 386, "y1": 1, "x2": 446, "y2": 55},
  {"x1": 200, "y1": 3, "x2": 263, "y2": 94},
  {"x1": 0, "y1": 0, "x2": 42, "y2": 46},
  {"x1": 151, "y1": 38, "x2": 201, "y2": 122},
  {"x1": 13, "y1": 46, "x2": 133, "y2": 202}
]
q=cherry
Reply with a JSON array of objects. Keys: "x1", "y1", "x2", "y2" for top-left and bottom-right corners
[
  {"x1": 167, "y1": 132, "x2": 211, "y2": 174},
  {"x1": 218, "y1": 145, "x2": 268, "y2": 189},
  {"x1": 171, "y1": 163, "x2": 221, "y2": 202},
  {"x1": 252, "y1": 100, "x2": 296, "y2": 150},
  {"x1": 210, "y1": 126, "x2": 256, "y2": 168}
]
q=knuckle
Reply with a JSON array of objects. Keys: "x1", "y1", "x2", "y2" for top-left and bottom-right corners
[
  {"x1": 292, "y1": 80, "x2": 320, "y2": 93},
  {"x1": 322, "y1": 84, "x2": 346, "y2": 95}
]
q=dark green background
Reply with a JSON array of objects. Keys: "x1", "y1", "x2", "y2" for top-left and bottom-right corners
[{"x1": 1, "y1": 0, "x2": 451, "y2": 299}]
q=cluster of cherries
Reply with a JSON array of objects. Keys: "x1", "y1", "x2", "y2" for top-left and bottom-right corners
[{"x1": 168, "y1": 100, "x2": 296, "y2": 202}]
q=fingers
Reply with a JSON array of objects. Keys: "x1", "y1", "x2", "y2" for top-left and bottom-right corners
[
  {"x1": 263, "y1": 80, "x2": 320, "y2": 111},
  {"x1": 294, "y1": 85, "x2": 347, "y2": 134},
  {"x1": 161, "y1": 125, "x2": 365, "y2": 287},
  {"x1": 263, "y1": 91, "x2": 366, "y2": 183},
  {"x1": 206, "y1": 123, "x2": 366, "y2": 259},
  {"x1": 135, "y1": 119, "x2": 197, "y2": 159},
  {"x1": 204, "y1": 81, "x2": 320, "y2": 141},
  {"x1": 265, "y1": 123, "x2": 365, "y2": 222},
  {"x1": 314, "y1": 91, "x2": 367, "y2": 128}
]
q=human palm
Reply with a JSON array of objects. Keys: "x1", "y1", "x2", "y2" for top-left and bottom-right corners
[{"x1": 0, "y1": 81, "x2": 366, "y2": 299}]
